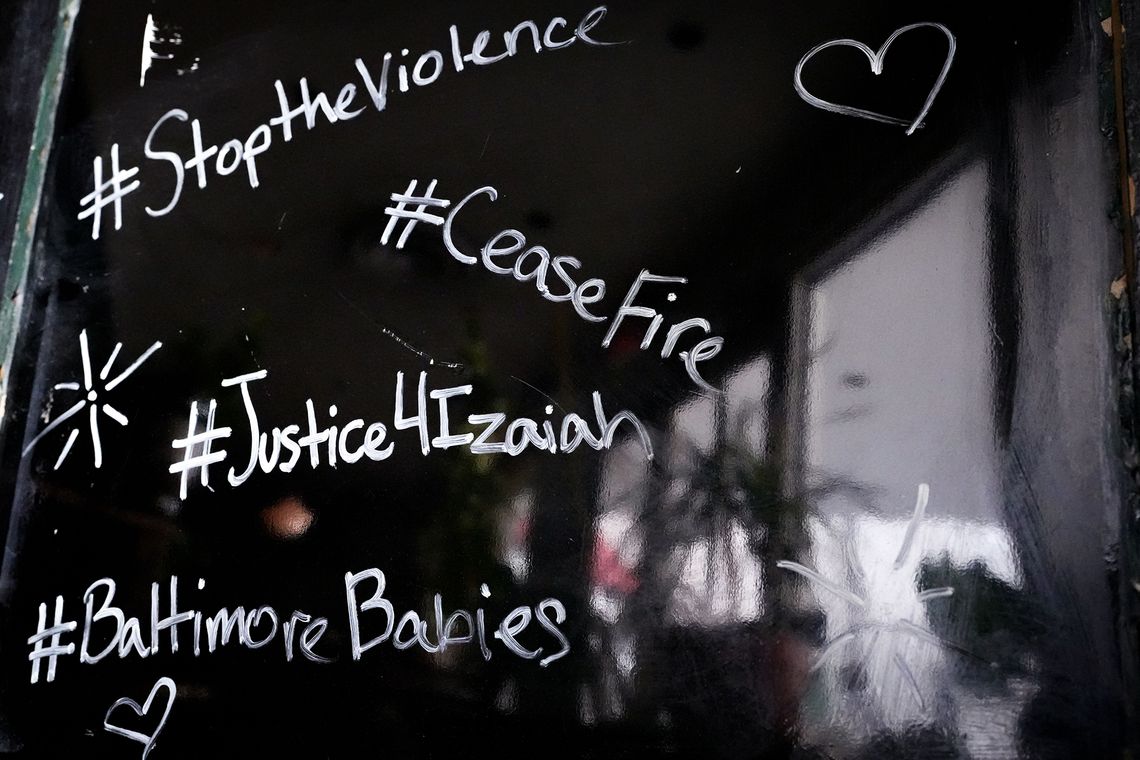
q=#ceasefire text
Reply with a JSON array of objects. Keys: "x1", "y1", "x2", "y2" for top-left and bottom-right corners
[{"x1": 443, "y1": 186, "x2": 726, "y2": 392}]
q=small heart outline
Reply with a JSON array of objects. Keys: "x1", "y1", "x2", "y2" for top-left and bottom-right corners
[
  {"x1": 103, "y1": 676, "x2": 176, "y2": 760},
  {"x1": 793, "y1": 22, "x2": 957, "y2": 136}
]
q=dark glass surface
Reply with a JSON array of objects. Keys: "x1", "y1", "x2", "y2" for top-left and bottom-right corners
[{"x1": 0, "y1": 1, "x2": 1129, "y2": 757}]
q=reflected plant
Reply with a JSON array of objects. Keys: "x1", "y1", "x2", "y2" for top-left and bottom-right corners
[
  {"x1": 603, "y1": 388, "x2": 861, "y2": 750},
  {"x1": 774, "y1": 484, "x2": 967, "y2": 725},
  {"x1": 417, "y1": 320, "x2": 511, "y2": 599},
  {"x1": 917, "y1": 556, "x2": 1045, "y2": 694},
  {"x1": 595, "y1": 382, "x2": 982, "y2": 753}
]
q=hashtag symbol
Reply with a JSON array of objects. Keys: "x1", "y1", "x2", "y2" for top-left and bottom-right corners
[
  {"x1": 27, "y1": 595, "x2": 77, "y2": 684},
  {"x1": 169, "y1": 398, "x2": 232, "y2": 500},
  {"x1": 77, "y1": 143, "x2": 141, "y2": 240},
  {"x1": 380, "y1": 179, "x2": 452, "y2": 250}
]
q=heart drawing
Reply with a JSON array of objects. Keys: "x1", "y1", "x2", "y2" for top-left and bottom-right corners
[
  {"x1": 793, "y1": 22, "x2": 956, "y2": 135},
  {"x1": 103, "y1": 676, "x2": 176, "y2": 759}
]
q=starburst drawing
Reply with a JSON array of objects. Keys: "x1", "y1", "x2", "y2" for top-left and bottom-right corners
[
  {"x1": 777, "y1": 483, "x2": 954, "y2": 709},
  {"x1": 23, "y1": 330, "x2": 162, "y2": 469}
]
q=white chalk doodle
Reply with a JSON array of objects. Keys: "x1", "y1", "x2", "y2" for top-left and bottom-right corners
[
  {"x1": 23, "y1": 330, "x2": 161, "y2": 469},
  {"x1": 776, "y1": 483, "x2": 952, "y2": 708},
  {"x1": 103, "y1": 676, "x2": 175, "y2": 760},
  {"x1": 140, "y1": 14, "x2": 164, "y2": 87},
  {"x1": 139, "y1": 13, "x2": 183, "y2": 87},
  {"x1": 793, "y1": 23, "x2": 956, "y2": 135}
]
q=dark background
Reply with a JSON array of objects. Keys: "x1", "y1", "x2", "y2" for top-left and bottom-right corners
[{"x1": 0, "y1": 0, "x2": 1133, "y2": 757}]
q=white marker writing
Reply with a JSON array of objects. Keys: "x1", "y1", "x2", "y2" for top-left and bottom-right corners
[
  {"x1": 434, "y1": 183, "x2": 726, "y2": 391},
  {"x1": 111, "y1": 8, "x2": 623, "y2": 234},
  {"x1": 443, "y1": 186, "x2": 607, "y2": 322},
  {"x1": 171, "y1": 368, "x2": 651, "y2": 498},
  {"x1": 603, "y1": 269, "x2": 724, "y2": 393},
  {"x1": 345, "y1": 569, "x2": 571, "y2": 664}
]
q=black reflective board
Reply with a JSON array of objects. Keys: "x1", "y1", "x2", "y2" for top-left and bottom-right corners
[{"x1": 0, "y1": 1, "x2": 1129, "y2": 757}]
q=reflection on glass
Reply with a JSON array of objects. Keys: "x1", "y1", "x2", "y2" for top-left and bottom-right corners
[{"x1": 566, "y1": 161, "x2": 1049, "y2": 757}]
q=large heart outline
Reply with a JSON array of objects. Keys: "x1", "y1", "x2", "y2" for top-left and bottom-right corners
[
  {"x1": 103, "y1": 676, "x2": 176, "y2": 760},
  {"x1": 793, "y1": 22, "x2": 956, "y2": 135}
]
